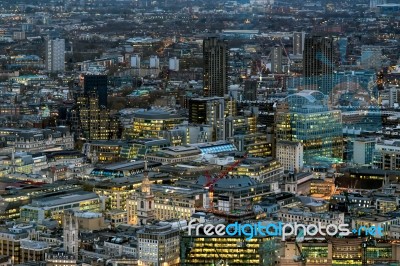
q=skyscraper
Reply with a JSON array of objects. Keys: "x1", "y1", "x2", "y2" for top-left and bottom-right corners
[
  {"x1": 271, "y1": 45, "x2": 283, "y2": 73},
  {"x1": 293, "y1": 32, "x2": 305, "y2": 56},
  {"x1": 83, "y1": 74, "x2": 108, "y2": 107},
  {"x1": 303, "y1": 35, "x2": 334, "y2": 96},
  {"x1": 45, "y1": 38, "x2": 65, "y2": 72},
  {"x1": 203, "y1": 37, "x2": 228, "y2": 97}
]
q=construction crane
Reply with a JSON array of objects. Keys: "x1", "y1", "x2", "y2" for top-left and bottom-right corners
[{"x1": 204, "y1": 154, "x2": 248, "y2": 210}]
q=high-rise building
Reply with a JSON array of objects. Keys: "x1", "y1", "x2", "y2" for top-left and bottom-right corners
[
  {"x1": 271, "y1": 45, "x2": 283, "y2": 73},
  {"x1": 275, "y1": 90, "x2": 343, "y2": 164},
  {"x1": 243, "y1": 79, "x2": 258, "y2": 101},
  {"x1": 361, "y1": 45, "x2": 382, "y2": 70},
  {"x1": 203, "y1": 37, "x2": 228, "y2": 97},
  {"x1": 149, "y1": 55, "x2": 160, "y2": 69},
  {"x1": 303, "y1": 35, "x2": 334, "y2": 96},
  {"x1": 293, "y1": 32, "x2": 305, "y2": 56},
  {"x1": 188, "y1": 97, "x2": 225, "y2": 141},
  {"x1": 83, "y1": 74, "x2": 108, "y2": 107},
  {"x1": 45, "y1": 38, "x2": 65, "y2": 72},
  {"x1": 63, "y1": 210, "x2": 79, "y2": 257},
  {"x1": 78, "y1": 92, "x2": 120, "y2": 140},
  {"x1": 169, "y1": 57, "x2": 179, "y2": 71},
  {"x1": 130, "y1": 54, "x2": 141, "y2": 68}
]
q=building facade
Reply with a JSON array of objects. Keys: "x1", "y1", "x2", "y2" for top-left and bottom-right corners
[{"x1": 203, "y1": 37, "x2": 228, "y2": 97}]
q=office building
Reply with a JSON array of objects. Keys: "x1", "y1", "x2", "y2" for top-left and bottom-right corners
[
  {"x1": 20, "y1": 240, "x2": 50, "y2": 263},
  {"x1": 137, "y1": 223, "x2": 180, "y2": 266},
  {"x1": 275, "y1": 90, "x2": 343, "y2": 164},
  {"x1": 361, "y1": 45, "x2": 383, "y2": 70},
  {"x1": 128, "y1": 108, "x2": 184, "y2": 139},
  {"x1": 243, "y1": 79, "x2": 257, "y2": 101},
  {"x1": 271, "y1": 45, "x2": 283, "y2": 73},
  {"x1": 78, "y1": 92, "x2": 120, "y2": 140},
  {"x1": 276, "y1": 140, "x2": 304, "y2": 173},
  {"x1": 293, "y1": 32, "x2": 305, "y2": 55},
  {"x1": 303, "y1": 35, "x2": 334, "y2": 96},
  {"x1": 203, "y1": 37, "x2": 228, "y2": 97},
  {"x1": 0, "y1": 225, "x2": 30, "y2": 264},
  {"x1": 20, "y1": 191, "x2": 101, "y2": 223},
  {"x1": 83, "y1": 74, "x2": 108, "y2": 107},
  {"x1": 188, "y1": 97, "x2": 225, "y2": 141},
  {"x1": 45, "y1": 38, "x2": 65, "y2": 72},
  {"x1": 373, "y1": 140, "x2": 400, "y2": 170},
  {"x1": 353, "y1": 139, "x2": 375, "y2": 165},
  {"x1": 181, "y1": 235, "x2": 280, "y2": 265}
]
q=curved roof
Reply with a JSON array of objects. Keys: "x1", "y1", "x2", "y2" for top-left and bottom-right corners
[
  {"x1": 133, "y1": 108, "x2": 182, "y2": 119},
  {"x1": 284, "y1": 90, "x2": 327, "y2": 108}
]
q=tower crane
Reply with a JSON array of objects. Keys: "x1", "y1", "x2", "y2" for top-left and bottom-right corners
[{"x1": 204, "y1": 154, "x2": 248, "y2": 211}]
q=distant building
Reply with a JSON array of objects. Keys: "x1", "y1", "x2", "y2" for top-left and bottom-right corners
[
  {"x1": 130, "y1": 54, "x2": 141, "y2": 68},
  {"x1": 276, "y1": 140, "x2": 304, "y2": 173},
  {"x1": 243, "y1": 79, "x2": 257, "y2": 101},
  {"x1": 137, "y1": 223, "x2": 180, "y2": 266},
  {"x1": 303, "y1": 35, "x2": 334, "y2": 96},
  {"x1": 168, "y1": 57, "x2": 179, "y2": 71},
  {"x1": 203, "y1": 37, "x2": 228, "y2": 97},
  {"x1": 46, "y1": 252, "x2": 77, "y2": 266},
  {"x1": 188, "y1": 97, "x2": 225, "y2": 141},
  {"x1": 149, "y1": 55, "x2": 160, "y2": 69},
  {"x1": 271, "y1": 45, "x2": 283, "y2": 73},
  {"x1": 45, "y1": 38, "x2": 65, "y2": 72},
  {"x1": 83, "y1": 74, "x2": 108, "y2": 108},
  {"x1": 293, "y1": 32, "x2": 305, "y2": 56},
  {"x1": 361, "y1": 45, "x2": 382, "y2": 70},
  {"x1": 353, "y1": 139, "x2": 375, "y2": 165}
]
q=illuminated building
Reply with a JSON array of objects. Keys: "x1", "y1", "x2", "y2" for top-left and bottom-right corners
[
  {"x1": 137, "y1": 223, "x2": 180, "y2": 266},
  {"x1": 179, "y1": 175, "x2": 277, "y2": 214},
  {"x1": 82, "y1": 140, "x2": 123, "y2": 163},
  {"x1": 45, "y1": 37, "x2": 65, "y2": 72},
  {"x1": 278, "y1": 208, "x2": 345, "y2": 227},
  {"x1": 127, "y1": 185, "x2": 205, "y2": 225},
  {"x1": 180, "y1": 235, "x2": 280, "y2": 266},
  {"x1": 275, "y1": 90, "x2": 343, "y2": 164},
  {"x1": 20, "y1": 191, "x2": 101, "y2": 223},
  {"x1": 231, "y1": 133, "x2": 272, "y2": 157},
  {"x1": 190, "y1": 141, "x2": 237, "y2": 155},
  {"x1": 45, "y1": 252, "x2": 77, "y2": 266},
  {"x1": 79, "y1": 92, "x2": 119, "y2": 140},
  {"x1": 129, "y1": 109, "x2": 184, "y2": 139},
  {"x1": 228, "y1": 158, "x2": 284, "y2": 183},
  {"x1": 94, "y1": 182, "x2": 136, "y2": 211},
  {"x1": 276, "y1": 140, "x2": 304, "y2": 173},
  {"x1": 0, "y1": 225, "x2": 30, "y2": 264},
  {"x1": 145, "y1": 146, "x2": 202, "y2": 164},
  {"x1": 281, "y1": 239, "x2": 332, "y2": 266},
  {"x1": 203, "y1": 37, "x2": 228, "y2": 97},
  {"x1": 303, "y1": 35, "x2": 334, "y2": 96},
  {"x1": 120, "y1": 139, "x2": 170, "y2": 160}
]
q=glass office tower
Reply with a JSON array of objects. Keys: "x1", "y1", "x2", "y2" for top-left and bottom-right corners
[{"x1": 275, "y1": 90, "x2": 343, "y2": 164}]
